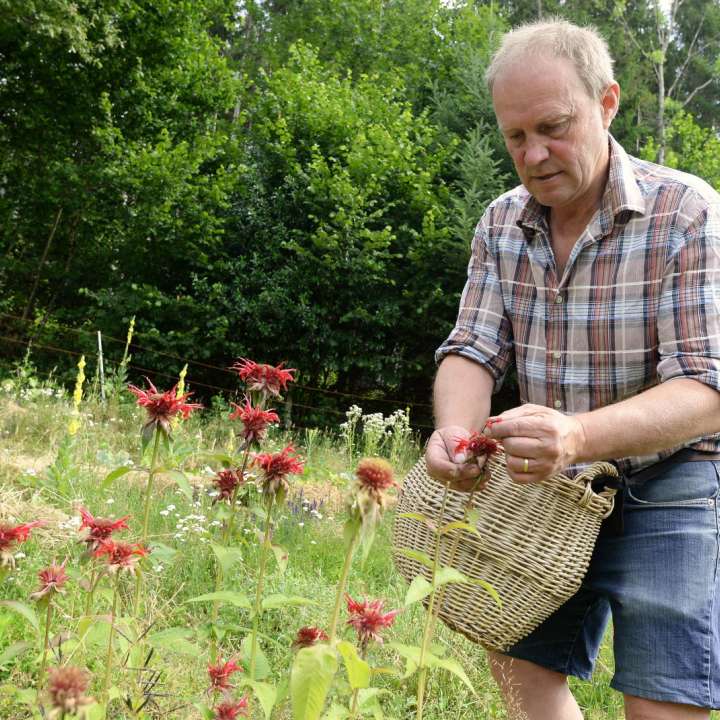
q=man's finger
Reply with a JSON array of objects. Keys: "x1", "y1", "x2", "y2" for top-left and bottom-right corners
[{"x1": 487, "y1": 416, "x2": 546, "y2": 440}]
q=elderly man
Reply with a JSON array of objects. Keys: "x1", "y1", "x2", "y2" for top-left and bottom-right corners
[{"x1": 427, "y1": 19, "x2": 720, "y2": 720}]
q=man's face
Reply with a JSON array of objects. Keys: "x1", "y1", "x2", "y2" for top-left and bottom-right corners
[{"x1": 492, "y1": 55, "x2": 618, "y2": 218}]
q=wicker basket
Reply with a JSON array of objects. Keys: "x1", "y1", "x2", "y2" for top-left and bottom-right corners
[{"x1": 392, "y1": 450, "x2": 618, "y2": 651}]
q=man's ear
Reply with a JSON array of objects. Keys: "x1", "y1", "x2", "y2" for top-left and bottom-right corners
[{"x1": 601, "y1": 82, "x2": 620, "y2": 129}]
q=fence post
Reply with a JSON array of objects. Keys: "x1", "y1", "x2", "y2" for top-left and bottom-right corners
[{"x1": 97, "y1": 331, "x2": 105, "y2": 403}]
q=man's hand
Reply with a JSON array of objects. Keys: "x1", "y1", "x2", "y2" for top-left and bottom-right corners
[
  {"x1": 425, "y1": 425, "x2": 489, "y2": 492},
  {"x1": 486, "y1": 404, "x2": 586, "y2": 483}
]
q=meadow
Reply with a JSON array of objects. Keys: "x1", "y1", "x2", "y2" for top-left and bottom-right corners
[{"x1": 0, "y1": 364, "x2": 626, "y2": 720}]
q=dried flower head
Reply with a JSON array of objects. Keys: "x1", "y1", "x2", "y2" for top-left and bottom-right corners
[
  {"x1": 229, "y1": 397, "x2": 279, "y2": 446},
  {"x1": 212, "y1": 469, "x2": 245, "y2": 504},
  {"x1": 93, "y1": 539, "x2": 148, "y2": 574},
  {"x1": 127, "y1": 379, "x2": 202, "y2": 436},
  {"x1": 453, "y1": 431, "x2": 500, "y2": 461},
  {"x1": 45, "y1": 665, "x2": 93, "y2": 716},
  {"x1": 213, "y1": 696, "x2": 249, "y2": 720},
  {"x1": 208, "y1": 658, "x2": 242, "y2": 692},
  {"x1": 253, "y1": 445, "x2": 304, "y2": 500},
  {"x1": 0, "y1": 520, "x2": 46, "y2": 567},
  {"x1": 345, "y1": 594, "x2": 400, "y2": 650},
  {"x1": 293, "y1": 626, "x2": 329, "y2": 649},
  {"x1": 231, "y1": 358, "x2": 295, "y2": 398},
  {"x1": 78, "y1": 507, "x2": 129, "y2": 551},
  {"x1": 30, "y1": 562, "x2": 69, "y2": 602}
]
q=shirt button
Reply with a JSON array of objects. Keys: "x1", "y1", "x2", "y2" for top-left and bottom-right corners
[
  {"x1": 552, "y1": 351, "x2": 561, "y2": 360},
  {"x1": 554, "y1": 400, "x2": 562, "y2": 409},
  {"x1": 554, "y1": 294, "x2": 564, "y2": 304}
]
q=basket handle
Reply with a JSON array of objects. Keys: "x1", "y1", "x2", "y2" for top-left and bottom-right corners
[{"x1": 573, "y1": 461, "x2": 620, "y2": 517}]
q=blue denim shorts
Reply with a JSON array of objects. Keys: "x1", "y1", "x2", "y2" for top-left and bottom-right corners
[{"x1": 504, "y1": 453, "x2": 720, "y2": 709}]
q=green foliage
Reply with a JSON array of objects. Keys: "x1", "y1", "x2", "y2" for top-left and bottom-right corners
[{"x1": 640, "y1": 105, "x2": 720, "y2": 190}]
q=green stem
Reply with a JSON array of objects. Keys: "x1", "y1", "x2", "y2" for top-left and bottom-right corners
[
  {"x1": 210, "y1": 450, "x2": 251, "y2": 662},
  {"x1": 249, "y1": 492, "x2": 275, "y2": 679},
  {"x1": 416, "y1": 486, "x2": 451, "y2": 720},
  {"x1": 39, "y1": 600, "x2": 53, "y2": 682},
  {"x1": 84, "y1": 568, "x2": 98, "y2": 616},
  {"x1": 349, "y1": 647, "x2": 366, "y2": 719},
  {"x1": 103, "y1": 577, "x2": 120, "y2": 697},
  {"x1": 328, "y1": 527, "x2": 359, "y2": 644},
  {"x1": 133, "y1": 429, "x2": 162, "y2": 614}
]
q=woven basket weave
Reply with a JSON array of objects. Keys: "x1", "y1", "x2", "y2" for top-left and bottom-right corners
[{"x1": 392, "y1": 450, "x2": 618, "y2": 651}]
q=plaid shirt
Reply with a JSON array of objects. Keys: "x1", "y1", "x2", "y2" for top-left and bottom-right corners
[{"x1": 436, "y1": 135, "x2": 720, "y2": 474}]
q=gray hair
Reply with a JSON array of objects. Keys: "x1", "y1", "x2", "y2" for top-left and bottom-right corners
[{"x1": 485, "y1": 19, "x2": 615, "y2": 99}]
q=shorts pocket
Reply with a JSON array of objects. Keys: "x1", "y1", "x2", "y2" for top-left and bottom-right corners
[{"x1": 625, "y1": 461, "x2": 719, "y2": 507}]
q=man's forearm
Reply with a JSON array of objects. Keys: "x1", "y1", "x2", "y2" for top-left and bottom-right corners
[
  {"x1": 433, "y1": 355, "x2": 495, "y2": 430},
  {"x1": 574, "y1": 378, "x2": 720, "y2": 463}
]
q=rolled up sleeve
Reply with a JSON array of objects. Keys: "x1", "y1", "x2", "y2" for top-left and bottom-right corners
[
  {"x1": 657, "y1": 199, "x2": 720, "y2": 392},
  {"x1": 435, "y1": 218, "x2": 514, "y2": 393}
]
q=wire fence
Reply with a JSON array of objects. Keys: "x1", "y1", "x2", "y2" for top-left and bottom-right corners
[{"x1": 1, "y1": 316, "x2": 437, "y2": 431}]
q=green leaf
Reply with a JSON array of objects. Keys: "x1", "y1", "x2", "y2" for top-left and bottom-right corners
[
  {"x1": 323, "y1": 703, "x2": 349, "y2": 720},
  {"x1": 396, "y1": 512, "x2": 429, "y2": 522},
  {"x1": 261, "y1": 594, "x2": 318, "y2": 611},
  {"x1": 211, "y1": 542, "x2": 244, "y2": 576},
  {"x1": 438, "y1": 520, "x2": 480, "y2": 537},
  {"x1": 101, "y1": 465, "x2": 133, "y2": 489},
  {"x1": 14, "y1": 687, "x2": 38, "y2": 705},
  {"x1": 148, "y1": 541, "x2": 177, "y2": 565},
  {"x1": 404, "y1": 576, "x2": 433, "y2": 607},
  {"x1": 241, "y1": 635, "x2": 271, "y2": 681},
  {"x1": 386, "y1": 642, "x2": 421, "y2": 678},
  {"x1": 0, "y1": 601, "x2": 39, "y2": 633},
  {"x1": 466, "y1": 578, "x2": 502, "y2": 608},
  {"x1": 240, "y1": 679, "x2": 277, "y2": 719},
  {"x1": 433, "y1": 567, "x2": 469, "y2": 587},
  {"x1": 429, "y1": 655, "x2": 477, "y2": 695},
  {"x1": 146, "y1": 627, "x2": 201, "y2": 656},
  {"x1": 343, "y1": 515, "x2": 361, "y2": 552},
  {"x1": 336, "y1": 640, "x2": 371, "y2": 689},
  {"x1": 465, "y1": 509, "x2": 481, "y2": 525},
  {"x1": 185, "y1": 591, "x2": 251, "y2": 608},
  {"x1": 394, "y1": 548, "x2": 433, "y2": 569},
  {"x1": 0, "y1": 641, "x2": 31, "y2": 667},
  {"x1": 165, "y1": 470, "x2": 193, "y2": 501},
  {"x1": 290, "y1": 643, "x2": 338, "y2": 720},
  {"x1": 270, "y1": 543, "x2": 289, "y2": 574}
]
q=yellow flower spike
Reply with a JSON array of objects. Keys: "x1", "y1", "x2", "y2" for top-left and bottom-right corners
[
  {"x1": 68, "y1": 355, "x2": 86, "y2": 436},
  {"x1": 171, "y1": 364, "x2": 188, "y2": 431}
]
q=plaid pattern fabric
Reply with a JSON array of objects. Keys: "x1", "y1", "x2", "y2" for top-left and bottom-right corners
[{"x1": 436, "y1": 135, "x2": 720, "y2": 474}]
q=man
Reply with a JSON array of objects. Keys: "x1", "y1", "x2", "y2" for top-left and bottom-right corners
[{"x1": 427, "y1": 19, "x2": 720, "y2": 720}]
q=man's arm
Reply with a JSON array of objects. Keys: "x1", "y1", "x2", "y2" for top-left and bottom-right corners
[
  {"x1": 426, "y1": 354, "x2": 496, "y2": 491},
  {"x1": 487, "y1": 378, "x2": 720, "y2": 483}
]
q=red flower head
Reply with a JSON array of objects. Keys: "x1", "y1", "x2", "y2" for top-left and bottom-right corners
[
  {"x1": 127, "y1": 379, "x2": 202, "y2": 435},
  {"x1": 229, "y1": 397, "x2": 279, "y2": 446},
  {"x1": 345, "y1": 594, "x2": 400, "y2": 650},
  {"x1": 208, "y1": 658, "x2": 242, "y2": 692},
  {"x1": 454, "y1": 431, "x2": 500, "y2": 461},
  {"x1": 0, "y1": 520, "x2": 46, "y2": 566},
  {"x1": 356, "y1": 458, "x2": 396, "y2": 497},
  {"x1": 213, "y1": 696, "x2": 249, "y2": 720},
  {"x1": 253, "y1": 444, "x2": 304, "y2": 499},
  {"x1": 293, "y1": 626, "x2": 329, "y2": 649},
  {"x1": 93, "y1": 539, "x2": 148, "y2": 574},
  {"x1": 231, "y1": 358, "x2": 295, "y2": 398},
  {"x1": 30, "y1": 562, "x2": 69, "y2": 602},
  {"x1": 45, "y1": 666, "x2": 93, "y2": 715},
  {"x1": 78, "y1": 507, "x2": 129, "y2": 551},
  {"x1": 212, "y1": 469, "x2": 245, "y2": 504}
]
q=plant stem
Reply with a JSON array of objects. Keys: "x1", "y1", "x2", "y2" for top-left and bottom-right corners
[
  {"x1": 39, "y1": 600, "x2": 54, "y2": 682},
  {"x1": 349, "y1": 647, "x2": 367, "y2": 719},
  {"x1": 210, "y1": 450, "x2": 251, "y2": 662},
  {"x1": 104, "y1": 576, "x2": 120, "y2": 697},
  {"x1": 84, "y1": 568, "x2": 97, "y2": 616},
  {"x1": 249, "y1": 492, "x2": 275, "y2": 679},
  {"x1": 133, "y1": 428, "x2": 162, "y2": 614},
  {"x1": 328, "y1": 527, "x2": 359, "y2": 644},
  {"x1": 416, "y1": 486, "x2": 451, "y2": 720}
]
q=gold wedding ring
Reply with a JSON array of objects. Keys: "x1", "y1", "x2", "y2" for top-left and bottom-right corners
[{"x1": 522, "y1": 457, "x2": 529, "y2": 473}]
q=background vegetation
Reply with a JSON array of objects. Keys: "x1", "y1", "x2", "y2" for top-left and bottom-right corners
[{"x1": 1, "y1": 0, "x2": 719, "y2": 429}]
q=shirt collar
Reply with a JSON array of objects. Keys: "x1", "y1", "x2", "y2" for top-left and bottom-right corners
[{"x1": 517, "y1": 134, "x2": 646, "y2": 240}]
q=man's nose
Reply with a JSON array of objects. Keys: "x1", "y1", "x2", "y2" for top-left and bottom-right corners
[{"x1": 523, "y1": 139, "x2": 550, "y2": 167}]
